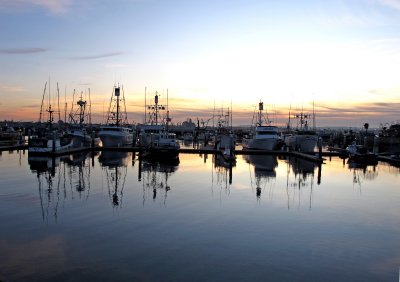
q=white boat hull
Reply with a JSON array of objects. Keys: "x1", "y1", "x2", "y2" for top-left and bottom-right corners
[
  {"x1": 99, "y1": 131, "x2": 133, "y2": 147},
  {"x1": 29, "y1": 139, "x2": 73, "y2": 154},
  {"x1": 71, "y1": 132, "x2": 91, "y2": 147},
  {"x1": 71, "y1": 134, "x2": 101, "y2": 148},
  {"x1": 242, "y1": 137, "x2": 279, "y2": 150},
  {"x1": 285, "y1": 134, "x2": 318, "y2": 153},
  {"x1": 215, "y1": 135, "x2": 235, "y2": 150}
]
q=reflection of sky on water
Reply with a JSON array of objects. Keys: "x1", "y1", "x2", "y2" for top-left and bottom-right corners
[{"x1": 0, "y1": 151, "x2": 399, "y2": 281}]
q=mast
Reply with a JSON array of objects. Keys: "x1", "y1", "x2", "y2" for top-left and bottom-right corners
[
  {"x1": 213, "y1": 99, "x2": 215, "y2": 130},
  {"x1": 48, "y1": 78, "x2": 51, "y2": 116},
  {"x1": 64, "y1": 87, "x2": 67, "y2": 125},
  {"x1": 230, "y1": 99, "x2": 233, "y2": 132},
  {"x1": 287, "y1": 101, "x2": 292, "y2": 131},
  {"x1": 115, "y1": 86, "x2": 120, "y2": 127},
  {"x1": 39, "y1": 82, "x2": 47, "y2": 123},
  {"x1": 57, "y1": 82, "x2": 61, "y2": 123},
  {"x1": 154, "y1": 91, "x2": 159, "y2": 125},
  {"x1": 47, "y1": 78, "x2": 54, "y2": 130},
  {"x1": 122, "y1": 85, "x2": 127, "y2": 125},
  {"x1": 70, "y1": 89, "x2": 76, "y2": 123},
  {"x1": 312, "y1": 99, "x2": 316, "y2": 131},
  {"x1": 48, "y1": 103, "x2": 54, "y2": 130},
  {"x1": 88, "y1": 88, "x2": 92, "y2": 126},
  {"x1": 166, "y1": 88, "x2": 170, "y2": 130},
  {"x1": 258, "y1": 101, "x2": 263, "y2": 126},
  {"x1": 144, "y1": 87, "x2": 147, "y2": 124},
  {"x1": 77, "y1": 91, "x2": 86, "y2": 126}
]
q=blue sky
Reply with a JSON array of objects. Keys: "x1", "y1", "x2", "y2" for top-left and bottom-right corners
[{"x1": 1, "y1": 0, "x2": 400, "y2": 127}]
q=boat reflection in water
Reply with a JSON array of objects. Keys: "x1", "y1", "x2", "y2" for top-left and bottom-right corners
[
  {"x1": 28, "y1": 152, "x2": 94, "y2": 222},
  {"x1": 62, "y1": 152, "x2": 94, "y2": 199},
  {"x1": 347, "y1": 161, "x2": 378, "y2": 192},
  {"x1": 29, "y1": 156, "x2": 60, "y2": 223},
  {"x1": 285, "y1": 157, "x2": 321, "y2": 210},
  {"x1": 211, "y1": 153, "x2": 234, "y2": 194},
  {"x1": 243, "y1": 155, "x2": 278, "y2": 199},
  {"x1": 138, "y1": 154, "x2": 179, "y2": 205},
  {"x1": 98, "y1": 151, "x2": 133, "y2": 207},
  {"x1": 28, "y1": 155, "x2": 60, "y2": 176}
]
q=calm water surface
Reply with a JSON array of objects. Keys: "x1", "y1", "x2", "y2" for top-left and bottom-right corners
[{"x1": 0, "y1": 149, "x2": 399, "y2": 282}]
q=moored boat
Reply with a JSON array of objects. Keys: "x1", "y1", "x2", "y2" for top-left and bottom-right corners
[
  {"x1": 138, "y1": 91, "x2": 179, "y2": 160},
  {"x1": 29, "y1": 81, "x2": 73, "y2": 155},
  {"x1": 67, "y1": 89, "x2": 100, "y2": 147},
  {"x1": 346, "y1": 142, "x2": 378, "y2": 165},
  {"x1": 243, "y1": 101, "x2": 280, "y2": 151},
  {"x1": 284, "y1": 110, "x2": 318, "y2": 153},
  {"x1": 98, "y1": 85, "x2": 134, "y2": 147}
]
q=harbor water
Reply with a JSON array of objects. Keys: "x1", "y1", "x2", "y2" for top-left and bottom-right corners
[{"x1": 0, "y1": 149, "x2": 399, "y2": 281}]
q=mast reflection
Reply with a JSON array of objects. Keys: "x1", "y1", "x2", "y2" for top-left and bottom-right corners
[
  {"x1": 285, "y1": 157, "x2": 321, "y2": 210},
  {"x1": 98, "y1": 151, "x2": 132, "y2": 208},
  {"x1": 244, "y1": 155, "x2": 278, "y2": 200},
  {"x1": 28, "y1": 152, "x2": 94, "y2": 223},
  {"x1": 347, "y1": 161, "x2": 378, "y2": 191},
  {"x1": 62, "y1": 152, "x2": 93, "y2": 199},
  {"x1": 138, "y1": 154, "x2": 179, "y2": 205},
  {"x1": 29, "y1": 156, "x2": 60, "y2": 223},
  {"x1": 211, "y1": 154, "x2": 234, "y2": 195}
]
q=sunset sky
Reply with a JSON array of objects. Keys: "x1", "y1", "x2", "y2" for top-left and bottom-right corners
[{"x1": 1, "y1": 0, "x2": 400, "y2": 128}]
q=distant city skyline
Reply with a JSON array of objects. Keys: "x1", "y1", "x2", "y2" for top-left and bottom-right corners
[{"x1": 1, "y1": 0, "x2": 400, "y2": 128}]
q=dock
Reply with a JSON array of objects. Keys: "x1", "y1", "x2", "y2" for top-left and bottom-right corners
[
  {"x1": 1, "y1": 144, "x2": 324, "y2": 163},
  {"x1": 3, "y1": 143, "x2": 400, "y2": 166},
  {"x1": 0, "y1": 144, "x2": 28, "y2": 151},
  {"x1": 377, "y1": 155, "x2": 400, "y2": 166}
]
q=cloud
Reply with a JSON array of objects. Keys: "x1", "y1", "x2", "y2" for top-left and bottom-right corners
[
  {"x1": 377, "y1": 0, "x2": 400, "y2": 11},
  {"x1": 32, "y1": 0, "x2": 71, "y2": 14},
  {"x1": 318, "y1": 102, "x2": 400, "y2": 114},
  {"x1": 69, "y1": 52, "x2": 124, "y2": 60},
  {"x1": 0, "y1": 84, "x2": 25, "y2": 92},
  {"x1": 0, "y1": 48, "x2": 47, "y2": 54},
  {"x1": 104, "y1": 63, "x2": 128, "y2": 68},
  {"x1": 0, "y1": 0, "x2": 72, "y2": 14}
]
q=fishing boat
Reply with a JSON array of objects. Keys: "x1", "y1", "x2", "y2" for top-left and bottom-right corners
[
  {"x1": 29, "y1": 81, "x2": 73, "y2": 155},
  {"x1": 284, "y1": 110, "x2": 318, "y2": 153},
  {"x1": 212, "y1": 106, "x2": 236, "y2": 151},
  {"x1": 138, "y1": 91, "x2": 180, "y2": 159},
  {"x1": 242, "y1": 101, "x2": 280, "y2": 151},
  {"x1": 98, "y1": 85, "x2": 134, "y2": 147},
  {"x1": 346, "y1": 142, "x2": 378, "y2": 165},
  {"x1": 374, "y1": 123, "x2": 400, "y2": 154},
  {"x1": 183, "y1": 132, "x2": 194, "y2": 141},
  {"x1": 67, "y1": 89, "x2": 100, "y2": 147},
  {"x1": 0, "y1": 124, "x2": 22, "y2": 145}
]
